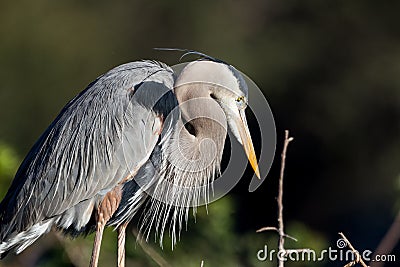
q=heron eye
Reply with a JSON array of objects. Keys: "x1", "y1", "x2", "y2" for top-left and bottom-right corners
[{"x1": 235, "y1": 96, "x2": 247, "y2": 109}]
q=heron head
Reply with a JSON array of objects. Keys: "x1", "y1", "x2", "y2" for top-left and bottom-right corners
[{"x1": 174, "y1": 60, "x2": 260, "y2": 178}]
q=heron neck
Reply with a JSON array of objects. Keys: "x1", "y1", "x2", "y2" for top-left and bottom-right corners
[{"x1": 166, "y1": 85, "x2": 227, "y2": 174}]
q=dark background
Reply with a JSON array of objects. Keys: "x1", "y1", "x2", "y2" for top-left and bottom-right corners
[{"x1": 0, "y1": 0, "x2": 399, "y2": 266}]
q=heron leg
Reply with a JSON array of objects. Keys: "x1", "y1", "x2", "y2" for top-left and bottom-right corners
[
  {"x1": 117, "y1": 222, "x2": 129, "y2": 267},
  {"x1": 90, "y1": 186, "x2": 122, "y2": 267},
  {"x1": 89, "y1": 214, "x2": 106, "y2": 267}
]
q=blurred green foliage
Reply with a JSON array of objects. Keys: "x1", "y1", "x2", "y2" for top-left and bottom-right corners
[{"x1": 0, "y1": 142, "x2": 19, "y2": 199}]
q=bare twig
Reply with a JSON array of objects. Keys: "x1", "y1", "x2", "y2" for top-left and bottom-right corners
[
  {"x1": 344, "y1": 261, "x2": 358, "y2": 267},
  {"x1": 277, "y1": 130, "x2": 294, "y2": 267},
  {"x1": 256, "y1": 227, "x2": 298, "y2": 242},
  {"x1": 132, "y1": 228, "x2": 171, "y2": 267},
  {"x1": 257, "y1": 130, "x2": 295, "y2": 267},
  {"x1": 339, "y1": 232, "x2": 369, "y2": 267},
  {"x1": 370, "y1": 209, "x2": 400, "y2": 267},
  {"x1": 256, "y1": 226, "x2": 279, "y2": 232}
]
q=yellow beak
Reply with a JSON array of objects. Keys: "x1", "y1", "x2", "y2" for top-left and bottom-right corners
[{"x1": 236, "y1": 109, "x2": 260, "y2": 179}]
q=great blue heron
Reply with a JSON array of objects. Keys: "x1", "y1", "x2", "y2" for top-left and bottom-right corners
[{"x1": 0, "y1": 53, "x2": 260, "y2": 267}]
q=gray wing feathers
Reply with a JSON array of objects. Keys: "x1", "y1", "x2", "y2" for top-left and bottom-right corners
[{"x1": 0, "y1": 61, "x2": 175, "y2": 241}]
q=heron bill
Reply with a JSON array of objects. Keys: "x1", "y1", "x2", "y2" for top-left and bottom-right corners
[{"x1": 237, "y1": 109, "x2": 261, "y2": 179}]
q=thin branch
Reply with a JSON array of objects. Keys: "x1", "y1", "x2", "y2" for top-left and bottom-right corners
[
  {"x1": 277, "y1": 130, "x2": 294, "y2": 267},
  {"x1": 257, "y1": 130, "x2": 295, "y2": 267},
  {"x1": 256, "y1": 227, "x2": 298, "y2": 242},
  {"x1": 370, "y1": 209, "x2": 400, "y2": 267},
  {"x1": 256, "y1": 226, "x2": 279, "y2": 232},
  {"x1": 339, "y1": 232, "x2": 369, "y2": 267},
  {"x1": 132, "y1": 228, "x2": 171, "y2": 267},
  {"x1": 344, "y1": 261, "x2": 358, "y2": 267}
]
